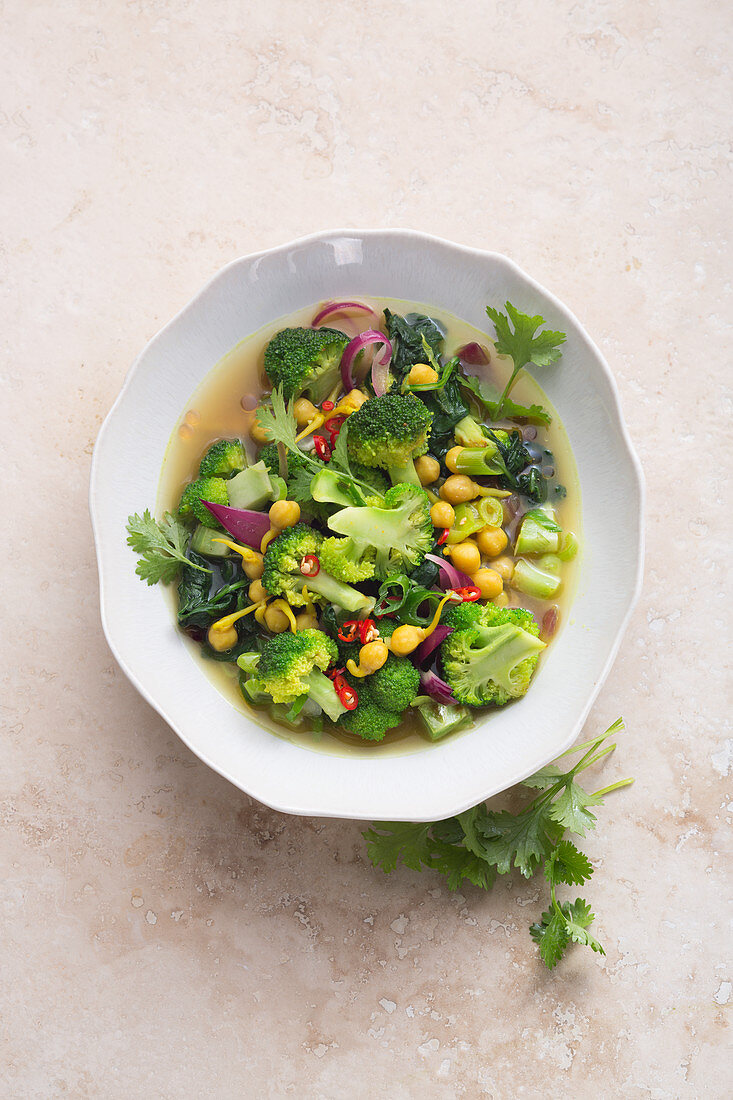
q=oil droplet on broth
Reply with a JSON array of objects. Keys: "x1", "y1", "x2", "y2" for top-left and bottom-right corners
[
  {"x1": 184, "y1": 410, "x2": 200, "y2": 427},
  {"x1": 240, "y1": 394, "x2": 258, "y2": 411},
  {"x1": 178, "y1": 423, "x2": 194, "y2": 440}
]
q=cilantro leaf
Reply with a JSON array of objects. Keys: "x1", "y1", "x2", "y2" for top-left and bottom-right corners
[
  {"x1": 126, "y1": 510, "x2": 210, "y2": 585},
  {"x1": 485, "y1": 302, "x2": 566, "y2": 420},
  {"x1": 330, "y1": 420, "x2": 352, "y2": 477},
  {"x1": 364, "y1": 822, "x2": 433, "y2": 874},
  {"x1": 549, "y1": 780, "x2": 602, "y2": 837},
  {"x1": 255, "y1": 386, "x2": 307, "y2": 459},
  {"x1": 525, "y1": 508, "x2": 562, "y2": 533},
  {"x1": 530, "y1": 908, "x2": 570, "y2": 969},
  {"x1": 521, "y1": 764, "x2": 565, "y2": 790},
  {"x1": 563, "y1": 898, "x2": 605, "y2": 954},
  {"x1": 475, "y1": 806, "x2": 555, "y2": 878},
  {"x1": 545, "y1": 841, "x2": 594, "y2": 886},
  {"x1": 459, "y1": 373, "x2": 551, "y2": 426},
  {"x1": 431, "y1": 839, "x2": 497, "y2": 890}
]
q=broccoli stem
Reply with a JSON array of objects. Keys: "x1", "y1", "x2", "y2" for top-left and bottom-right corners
[
  {"x1": 307, "y1": 569, "x2": 375, "y2": 614},
  {"x1": 386, "y1": 458, "x2": 421, "y2": 488},
  {"x1": 307, "y1": 670, "x2": 349, "y2": 723}
]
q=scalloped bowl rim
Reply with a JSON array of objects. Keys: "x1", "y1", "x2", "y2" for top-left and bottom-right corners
[{"x1": 90, "y1": 229, "x2": 644, "y2": 822}]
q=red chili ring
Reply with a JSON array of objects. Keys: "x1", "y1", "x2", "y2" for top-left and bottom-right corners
[{"x1": 313, "y1": 434, "x2": 331, "y2": 461}]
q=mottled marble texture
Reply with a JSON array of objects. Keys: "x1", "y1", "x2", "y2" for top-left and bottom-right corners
[{"x1": 2, "y1": 1, "x2": 731, "y2": 1096}]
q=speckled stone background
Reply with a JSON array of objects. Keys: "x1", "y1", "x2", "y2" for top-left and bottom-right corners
[{"x1": 2, "y1": 1, "x2": 731, "y2": 1097}]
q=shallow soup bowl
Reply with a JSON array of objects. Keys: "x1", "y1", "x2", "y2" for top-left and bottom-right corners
[{"x1": 90, "y1": 229, "x2": 644, "y2": 821}]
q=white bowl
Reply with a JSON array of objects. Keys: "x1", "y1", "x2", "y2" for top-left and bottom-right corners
[{"x1": 90, "y1": 229, "x2": 644, "y2": 822}]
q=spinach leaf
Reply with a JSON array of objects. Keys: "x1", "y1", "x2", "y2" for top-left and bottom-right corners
[
  {"x1": 177, "y1": 552, "x2": 250, "y2": 631},
  {"x1": 383, "y1": 310, "x2": 445, "y2": 380},
  {"x1": 419, "y1": 368, "x2": 470, "y2": 460}
]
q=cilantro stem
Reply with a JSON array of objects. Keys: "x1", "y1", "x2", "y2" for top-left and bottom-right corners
[
  {"x1": 493, "y1": 369, "x2": 521, "y2": 422},
  {"x1": 592, "y1": 777, "x2": 634, "y2": 798},
  {"x1": 578, "y1": 744, "x2": 617, "y2": 770}
]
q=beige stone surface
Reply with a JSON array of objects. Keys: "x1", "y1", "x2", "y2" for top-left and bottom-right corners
[{"x1": 2, "y1": 1, "x2": 731, "y2": 1096}]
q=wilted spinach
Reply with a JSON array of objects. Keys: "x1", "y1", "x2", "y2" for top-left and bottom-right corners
[{"x1": 383, "y1": 310, "x2": 445, "y2": 380}]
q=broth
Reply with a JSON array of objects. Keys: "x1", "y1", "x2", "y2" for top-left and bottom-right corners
[{"x1": 158, "y1": 298, "x2": 581, "y2": 757}]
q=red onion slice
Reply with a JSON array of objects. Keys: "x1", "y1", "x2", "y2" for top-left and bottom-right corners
[
  {"x1": 312, "y1": 300, "x2": 376, "y2": 327},
  {"x1": 415, "y1": 625, "x2": 453, "y2": 666},
  {"x1": 456, "y1": 342, "x2": 490, "y2": 366},
  {"x1": 202, "y1": 502, "x2": 271, "y2": 548},
  {"x1": 425, "y1": 552, "x2": 474, "y2": 590},
  {"x1": 340, "y1": 330, "x2": 392, "y2": 392},
  {"x1": 419, "y1": 669, "x2": 459, "y2": 706}
]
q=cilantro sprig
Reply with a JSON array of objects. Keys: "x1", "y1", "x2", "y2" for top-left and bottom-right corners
[
  {"x1": 255, "y1": 386, "x2": 380, "y2": 502},
  {"x1": 486, "y1": 302, "x2": 566, "y2": 421},
  {"x1": 125, "y1": 510, "x2": 211, "y2": 585},
  {"x1": 364, "y1": 719, "x2": 632, "y2": 970}
]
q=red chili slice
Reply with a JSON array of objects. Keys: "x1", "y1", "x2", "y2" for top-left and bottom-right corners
[
  {"x1": 449, "y1": 585, "x2": 482, "y2": 602},
  {"x1": 299, "y1": 554, "x2": 321, "y2": 577},
  {"x1": 357, "y1": 619, "x2": 378, "y2": 644},
  {"x1": 324, "y1": 415, "x2": 346, "y2": 435},
  {"x1": 337, "y1": 621, "x2": 360, "y2": 643},
  {"x1": 327, "y1": 666, "x2": 345, "y2": 681},
  {"x1": 337, "y1": 683, "x2": 358, "y2": 710},
  {"x1": 436, "y1": 527, "x2": 450, "y2": 546},
  {"x1": 313, "y1": 434, "x2": 331, "y2": 461},
  {"x1": 321, "y1": 400, "x2": 335, "y2": 412}
]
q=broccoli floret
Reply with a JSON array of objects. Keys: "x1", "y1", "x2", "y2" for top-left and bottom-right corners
[
  {"x1": 442, "y1": 600, "x2": 488, "y2": 631},
  {"x1": 327, "y1": 483, "x2": 433, "y2": 578},
  {"x1": 178, "y1": 477, "x2": 229, "y2": 527},
  {"x1": 252, "y1": 629, "x2": 347, "y2": 722},
  {"x1": 319, "y1": 536, "x2": 376, "y2": 583},
  {"x1": 367, "y1": 652, "x2": 420, "y2": 712},
  {"x1": 346, "y1": 393, "x2": 433, "y2": 487},
  {"x1": 441, "y1": 605, "x2": 545, "y2": 707},
  {"x1": 337, "y1": 676, "x2": 401, "y2": 742},
  {"x1": 263, "y1": 327, "x2": 349, "y2": 403},
  {"x1": 199, "y1": 439, "x2": 246, "y2": 478},
  {"x1": 262, "y1": 523, "x2": 374, "y2": 614}
]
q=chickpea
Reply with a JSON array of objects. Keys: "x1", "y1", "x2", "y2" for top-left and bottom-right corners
[
  {"x1": 295, "y1": 610, "x2": 319, "y2": 631},
  {"x1": 449, "y1": 540, "x2": 481, "y2": 575},
  {"x1": 248, "y1": 578, "x2": 267, "y2": 604},
  {"x1": 264, "y1": 603, "x2": 290, "y2": 633},
  {"x1": 389, "y1": 624, "x2": 425, "y2": 656},
  {"x1": 407, "y1": 363, "x2": 439, "y2": 386},
  {"x1": 415, "y1": 455, "x2": 441, "y2": 486},
  {"x1": 476, "y1": 525, "x2": 508, "y2": 558},
  {"x1": 445, "y1": 446, "x2": 464, "y2": 473},
  {"x1": 352, "y1": 640, "x2": 390, "y2": 677},
  {"x1": 491, "y1": 555, "x2": 514, "y2": 583},
  {"x1": 293, "y1": 397, "x2": 318, "y2": 427},
  {"x1": 207, "y1": 624, "x2": 238, "y2": 652},
  {"x1": 269, "y1": 499, "x2": 301, "y2": 529},
  {"x1": 471, "y1": 568, "x2": 503, "y2": 599},
  {"x1": 250, "y1": 412, "x2": 272, "y2": 446},
  {"x1": 242, "y1": 554, "x2": 264, "y2": 580},
  {"x1": 428, "y1": 501, "x2": 452, "y2": 529},
  {"x1": 440, "y1": 474, "x2": 477, "y2": 505},
  {"x1": 492, "y1": 590, "x2": 510, "y2": 608}
]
